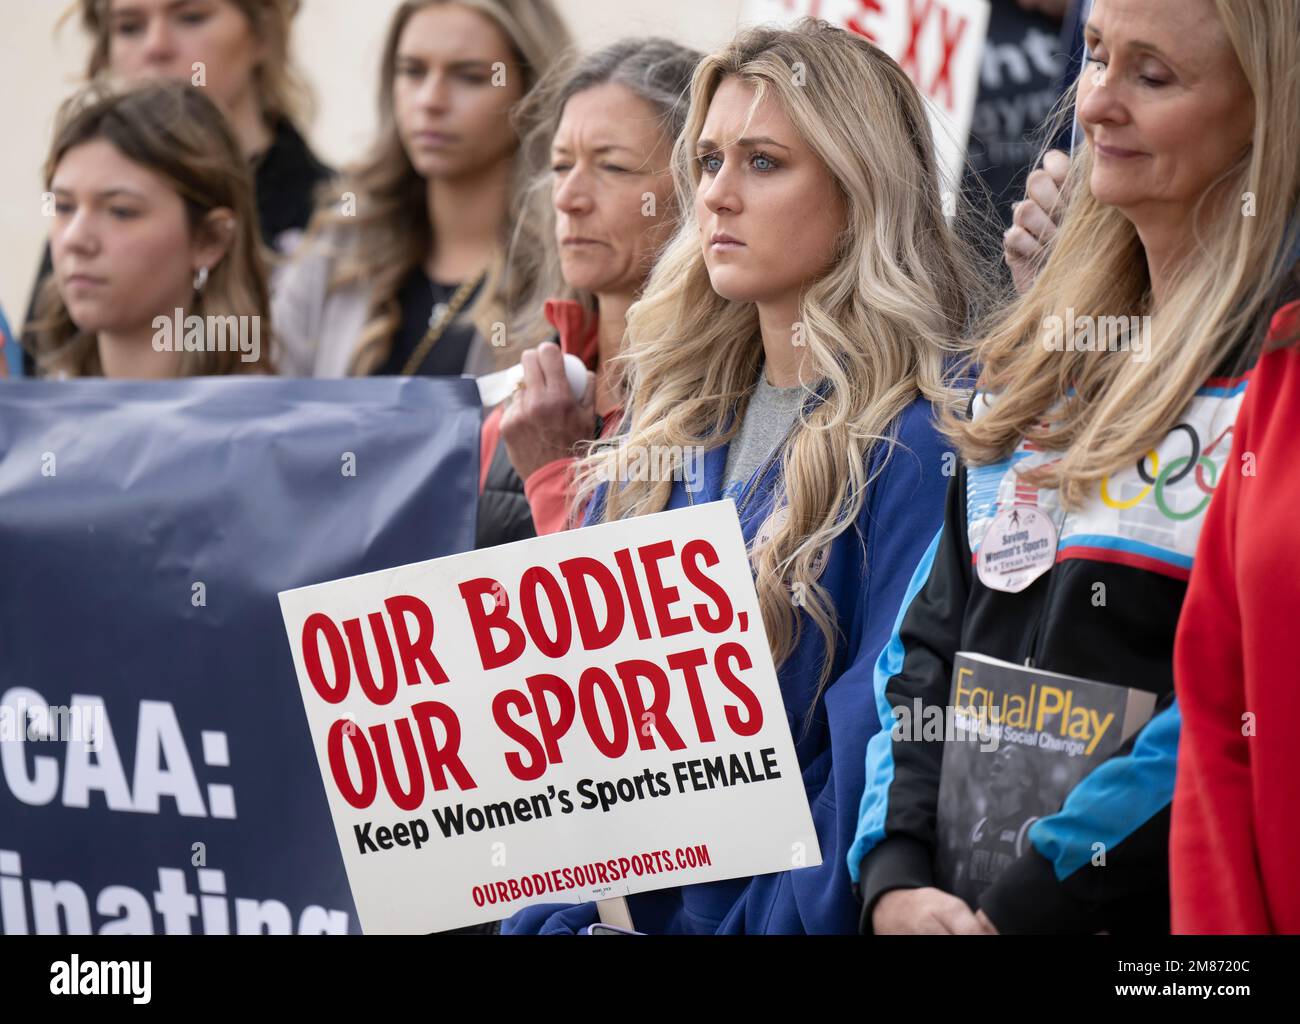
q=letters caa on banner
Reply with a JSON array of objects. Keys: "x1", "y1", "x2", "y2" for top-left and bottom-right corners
[{"x1": 280, "y1": 501, "x2": 820, "y2": 934}]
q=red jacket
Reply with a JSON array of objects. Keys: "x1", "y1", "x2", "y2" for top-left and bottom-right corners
[
  {"x1": 479, "y1": 299, "x2": 622, "y2": 534},
  {"x1": 1172, "y1": 301, "x2": 1300, "y2": 934}
]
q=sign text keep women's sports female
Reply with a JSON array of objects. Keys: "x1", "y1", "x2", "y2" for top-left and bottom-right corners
[{"x1": 278, "y1": 502, "x2": 819, "y2": 933}]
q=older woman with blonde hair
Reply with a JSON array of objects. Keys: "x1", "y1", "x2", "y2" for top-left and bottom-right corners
[
  {"x1": 505, "y1": 18, "x2": 980, "y2": 934},
  {"x1": 853, "y1": 0, "x2": 1300, "y2": 935}
]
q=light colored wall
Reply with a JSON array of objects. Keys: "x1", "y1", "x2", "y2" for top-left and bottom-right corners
[{"x1": 0, "y1": 0, "x2": 747, "y2": 326}]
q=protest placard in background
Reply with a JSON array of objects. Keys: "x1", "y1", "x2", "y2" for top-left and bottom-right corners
[
  {"x1": 0, "y1": 377, "x2": 479, "y2": 934},
  {"x1": 280, "y1": 501, "x2": 820, "y2": 934},
  {"x1": 742, "y1": 0, "x2": 992, "y2": 189}
]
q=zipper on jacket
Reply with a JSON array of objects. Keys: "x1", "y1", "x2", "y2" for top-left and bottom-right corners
[
  {"x1": 693, "y1": 382, "x2": 822, "y2": 516},
  {"x1": 737, "y1": 436, "x2": 792, "y2": 519},
  {"x1": 690, "y1": 415, "x2": 802, "y2": 516},
  {"x1": 1020, "y1": 514, "x2": 1066, "y2": 668}
]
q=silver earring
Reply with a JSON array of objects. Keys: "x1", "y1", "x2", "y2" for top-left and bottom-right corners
[{"x1": 193, "y1": 266, "x2": 209, "y2": 292}]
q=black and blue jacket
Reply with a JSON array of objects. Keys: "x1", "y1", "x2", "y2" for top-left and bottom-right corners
[
  {"x1": 503, "y1": 395, "x2": 951, "y2": 934},
  {"x1": 848, "y1": 374, "x2": 1250, "y2": 934}
]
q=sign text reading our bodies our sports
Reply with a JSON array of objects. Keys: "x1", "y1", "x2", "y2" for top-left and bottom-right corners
[{"x1": 279, "y1": 501, "x2": 819, "y2": 933}]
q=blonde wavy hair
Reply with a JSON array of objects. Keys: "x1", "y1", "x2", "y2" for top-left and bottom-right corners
[
  {"x1": 69, "y1": 0, "x2": 314, "y2": 126},
  {"x1": 30, "y1": 81, "x2": 272, "y2": 377},
  {"x1": 304, "y1": 0, "x2": 570, "y2": 376},
  {"x1": 945, "y1": 0, "x2": 1300, "y2": 507},
  {"x1": 574, "y1": 20, "x2": 978, "y2": 683}
]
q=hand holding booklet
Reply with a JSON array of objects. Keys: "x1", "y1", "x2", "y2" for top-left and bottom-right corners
[{"x1": 931, "y1": 652, "x2": 1156, "y2": 906}]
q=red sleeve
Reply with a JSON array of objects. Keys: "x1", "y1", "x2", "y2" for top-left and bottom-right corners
[
  {"x1": 522, "y1": 408, "x2": 623, "y2": 536},
  {"x1": 479, "y1": 405, "x2": 503, "y2": 495},
  {"x1": 1171, "y1": 359, "x2": 1269, "y2": 933},
  {"x1": 522, "y1": 458, "x2": 574, "y2": 535}
]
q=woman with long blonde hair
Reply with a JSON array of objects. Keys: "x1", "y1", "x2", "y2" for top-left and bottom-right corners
[
  {"x1": 852, "y1": 0, "x2": 1300, "y2": 935},
  {"x1": 504, "y1": 19, "x2": 978, "y2": 935},
  {"x1": 272, "y1": 0, "x2": 570, "y2": 379}
]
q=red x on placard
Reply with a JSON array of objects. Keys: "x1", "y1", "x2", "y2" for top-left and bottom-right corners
[
  {"x1": 894, "y1": 0, "x2": 932, "y2": 78},
  {"x1": 845, "y1": 0, "x2": 885, "y2": 41},
  {"x1": 868, "y1": 0, "x2": 970, "y2": 113},
  {"x1": 930, "y1": 6, "x2": 968, "y2": 110}
]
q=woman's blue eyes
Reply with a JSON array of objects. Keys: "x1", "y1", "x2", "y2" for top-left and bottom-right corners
[{"x1": 698, "y1": 153, "x2": 779, "y2": 174}]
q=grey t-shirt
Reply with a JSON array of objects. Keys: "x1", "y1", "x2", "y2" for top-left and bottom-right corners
[{"x1": 722, "y1": 366, "x2": 807, "y2": 501}]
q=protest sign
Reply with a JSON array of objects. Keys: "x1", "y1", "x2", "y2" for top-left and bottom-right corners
[
  {"x1": 742, "y1": 0, "x2": 992, "y2": 189},
  {"x1": 279, "y1": 500, "x2": 820, "y2": 934},
  {"x1": 0, "y1": 377, "x2": 479, "y2": 934}
]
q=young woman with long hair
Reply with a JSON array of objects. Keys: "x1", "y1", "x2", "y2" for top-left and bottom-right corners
[
  {"x1": 18, "y1": 1, "x2": 327, "y2": 374},
  {"x1": 69, "y1": 0, "x2": 330, "y2": 251},
  {"x1": 504, "y1": 19, "x2": 979, "y2": 935},
  {"x1": 272, "y1": 0, "x2": 570, "y2": 379}
]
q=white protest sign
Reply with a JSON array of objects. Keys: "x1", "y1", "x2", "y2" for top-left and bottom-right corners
[
  {"x1": 741, "y1": 0, "x2": 991, "y2": 191},
  {"x1": 278, "y1": 501, "x2": 820, "y2": 933}
]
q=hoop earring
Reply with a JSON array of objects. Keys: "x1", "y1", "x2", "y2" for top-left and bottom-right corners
[{"x1": 193, "y1": 266, "x2": 210, "y2": 292}]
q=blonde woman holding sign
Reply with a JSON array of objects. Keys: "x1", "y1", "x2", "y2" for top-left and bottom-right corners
[{"x1": 503, "y1": 19, "x2": 979, "y2": 935}]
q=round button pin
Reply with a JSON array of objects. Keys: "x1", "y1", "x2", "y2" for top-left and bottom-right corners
[{"x1": 976, "y1": 506, "x2": 1059, "y2": 594}]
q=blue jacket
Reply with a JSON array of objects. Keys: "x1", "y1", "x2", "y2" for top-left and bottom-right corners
[{"x1": 503, "y1": 396, "x2": 952, "y2": 934}]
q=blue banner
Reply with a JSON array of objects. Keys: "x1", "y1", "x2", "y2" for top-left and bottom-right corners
[{"x1": 0, "y1": 377, "x2": 479, "y2": 934}]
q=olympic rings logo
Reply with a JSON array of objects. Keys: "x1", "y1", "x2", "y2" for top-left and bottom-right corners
[{"x1": 1100, "y1": 423, "x2": 1230, "y2": 520}]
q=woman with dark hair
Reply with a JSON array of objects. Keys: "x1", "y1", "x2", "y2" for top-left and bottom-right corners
[
  {"x1": 28, "y1": 80, "x2": 272, "y2": 378},
  {"x1": 477, "y1": 37, "x2": 703, "y2": 548},
  {"x1": 272, "y1": 0, "x2": 571, "y2": 380}
]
